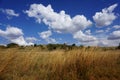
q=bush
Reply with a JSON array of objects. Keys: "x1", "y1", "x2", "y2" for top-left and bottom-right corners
[
  {"x1": 7, "y1": 43, "x2": 19, "y2": 48},
  {"x1": 47, "y1": 44, "x2": 57, "y2": 51},
  {"x1": 72, "y1": 43, "x2": 76, "y2": 47},
  {"x1": 79, "y1": 45, "x2": 84, "y2": 48},
  {"x1": 34, "y1": 44, "x2": 37, "y2": 47},
  {"x1": 117, "y1": 43, "x2": 120, "y2": 49},
  {"x1": 0, "y1": 45, "x2": 6, "y2": 49}
]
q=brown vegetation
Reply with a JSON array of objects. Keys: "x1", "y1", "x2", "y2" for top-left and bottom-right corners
[{"x1": 0, "y1": 46, "x2": 120, "y2": 80}]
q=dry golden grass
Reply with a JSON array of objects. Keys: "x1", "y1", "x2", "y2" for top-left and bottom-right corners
[{"x1": 0, "y1": 47, "x2": 120, "y2": 80}]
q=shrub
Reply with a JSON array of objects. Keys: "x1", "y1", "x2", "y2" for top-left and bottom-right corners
[
  {"x1": 47, "y1": 44, "x2": 57, "y2": 51},
  {"x1": 79, "y1": 45, "x2": 84, "y2": 48},
  {"x1": 34, "y1": 44, "x2": 37, "y2": 47},
  {"x1": 0, "y1": 45, "x2": 6, "y2": 49},
  {"x1": 117, "y1": 43, "x2": 120, "y2": 49},
  {"x1": 7, "y1": 43, "x2": 19, "y2": 48},
  {"x1": 72, "y1": 43, "x2": 76, "y2": 47}
]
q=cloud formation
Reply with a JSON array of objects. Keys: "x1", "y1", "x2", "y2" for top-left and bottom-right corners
[
  {"x1": 0, "y1": 8, "x2": 19, "y2": 19},
  {"x1": 93, "y1": 4, "x2": 118, "y2": 27},
  {"x1": 95, "y1": 30, "x2": 104, "y2": 33},
  {"x1": 113, "y1": 25, "x2": 120, "y2": 29},
  {"x1": 39, "y1": 30, "x2": 56, "y2": 43},
  {"x1": 78, "y1": 37, "x2": 120, "y2": 47},
  {"x1": 26, "y1": 37, "x2": 37, "y2": 42},
  {"x1": 73, "y1": 30, "x2": 97, "y2": 42},
  {"x1": 26, "y1": 4, "x2": 92, "y2": 33},
  {"x1": 25, "y1": 3, "x2": 119, "y2": 46},
  {"x1": 0, "y1": 26, "x2": 35, "y2": 46},
  {"x1": 108, "y1": 30, "x2": 120, "y2": 40},
  {"x1": 85, "y1": 30, "x2": 91, "y2": 35}
]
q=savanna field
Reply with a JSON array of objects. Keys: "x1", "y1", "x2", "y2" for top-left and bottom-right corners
[{"x1": 0, "y1": 45, "x2": 120, "y2": 80}]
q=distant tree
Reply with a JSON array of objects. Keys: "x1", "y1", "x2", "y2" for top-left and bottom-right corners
[
  {"x1": 87, "y1": 46, "x2": 91, "y2": 49},
  {"x1": 47, "y1": 44, "x2": 57, "y2": 51},
  {"x1": 19, "y1": 46, "x2": 25, "y2": 49},
  {"x1": 34, "y1": 44, "x2": 37, "y2": 47},
  {"x1": 72, "y1": 43, "x2": 76, "y2": 47},
  {"x1": 7, "y1": 43, "x2": 19, "y2": 48},
  {"x1": 0, "y1": 45, "x2": 6, "y2": 49},
  {"x1": 79, "y1": 45, "x2": 84, "y2": 48},
  {"x1": 37, "y1": 44, "x2": 45, "y2": 50},
  {"x1": 80, "y1": 45, "x2": 84, "y2": 47},
  {"x1": 117, "y1": 43, "x2": 120, "y2": 49}
]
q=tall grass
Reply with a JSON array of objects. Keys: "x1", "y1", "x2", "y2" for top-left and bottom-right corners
[{"x1": 0, "y1": 47, "x2": 120, "y2": 80}]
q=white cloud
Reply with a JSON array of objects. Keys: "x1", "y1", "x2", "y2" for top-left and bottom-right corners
[
  {"x1": 0, "y1": 26, "x2": 34, "y2": 46},
  {"x1": 26, "y1": 4, "x2": 92, "y2": 33},
  {"x1": 79, "y1": 37, "x2": 120, "y2": 47},
  {"x1": 0, "y1": 8, "x2": 19, "y2": 19},
  {"x1": 73, "y1": 30, "x2": 97, "y2": 42},
  {"x1": 98, "y1": 38, "x2": 120, "y2": 46},
  {"x1": 45, "y1": 38, "x2": 56, "y2": 43},
  {"x1": 39, "y1": 30, "x2": 52, "y2": 39},
  {"x1": 95, "y1": 30, "x2": 104, "y2": 33},
  {"x1": 93, "y1": 4, "x2": 118, "y2": 27},
  {"x1": 1, "y1": 9, "x2": 19, "y2": 16},
  {"x1": 113, "y1": 25, "x2": 120, "y2": 29},
  {"x1": 26, "y1": 37, "x2": 37, "y2": 42},
  {"x1": 108, "y1": 30, "x2": 120, "y2": 40},
  {"x1": 85, "y1": 30, "x2": 91, "y2": 35},
  {"x1": 39, "y1": 30, "x2": 56, "y2": 43},
  {"x1": 0, "y1": 26, "x2": 23, "y2": 39},
  {"x1": 25, "y1": 3, "x2": 119, "y2": 46},
  {"x1": 105, "y1": 27, "x2": 111, "y2": 32}
]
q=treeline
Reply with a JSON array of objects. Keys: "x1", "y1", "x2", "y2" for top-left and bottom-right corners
[
  {"x1": 0, "y1": 43, "x2": 120, "y2": 50},
  {"x1": 0, "y1": 43, "x2": 82, "y2": 50}
]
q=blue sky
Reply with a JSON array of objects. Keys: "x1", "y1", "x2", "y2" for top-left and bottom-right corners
[{"x1": 0, "y1": 0, "x2": 120, "y2": 46}]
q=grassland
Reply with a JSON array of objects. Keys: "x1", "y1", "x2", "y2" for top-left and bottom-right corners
[{"x1": 0, "y1": 46, "x2": 120, "y2": 80}]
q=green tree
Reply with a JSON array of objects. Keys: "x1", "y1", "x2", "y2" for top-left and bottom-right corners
[
  {"x1": 7, "y1": 43, "x2": 19, "y2": 48},
  {"x1": 72, "y1": 43, "x2": 76, "y2": 47},
  {"x1": 117, "y1": 43, "x2": 120, "y2": 49}
]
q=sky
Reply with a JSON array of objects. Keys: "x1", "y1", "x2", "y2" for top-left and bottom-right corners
[{"x1": 0, "y1": 0, "x2": 120, "y2": 46}]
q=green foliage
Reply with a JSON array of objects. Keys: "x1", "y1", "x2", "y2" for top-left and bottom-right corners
[
  {"x1": 72, "y1": 43, "x2": 76, "y2": 47},
  {"x1": 19, "y1": 46, "x2": 25, "y2": 49},
  {"x1": 34, "y1": 44, "x2": 37, "y2": 47},
  {"x1": 79, "y1": 45, "x2": 84, "y2": 48},
  {"x1": 47, "y1": 44, "x2": 57, "y2": 51},
  {"x1": 87, "y1": 46, "x2": 91, "y2": 48},
  {"x1": 7, "y1": 43, "x2": 19, "y2": 48},
  {"x1": 0, "y1": 45, "x2": 6, "y2": 49},
  {"x1": 117, "y1": 43, "x2": 120, "y2": 49}
]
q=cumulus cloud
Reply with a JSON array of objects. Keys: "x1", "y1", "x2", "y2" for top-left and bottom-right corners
[
  {"x1": 80, "y1": 37, "x2": 120, "y2": 47},
  {"x1": 0, "y1": 8, "x2": 19, "y2": 19},
  {"x1": 73, "y1": 30, "x2": 97, "y2": 42},
  {"x1": 105, "y1": 28, "x2": 111, "y2": 32},
  {"x1": 108, "y1": 30, "x2": 120, "y2": 40},
  {"x1": 0, "y1": 26, "x2": 34, "y2": 46},
  {"x1": 97, "y1": 38, "x2": 120, "y2": 46},
  {"x1": 85, "y1": 30, "x2": 91, "y2": 35},
  {"x1": 39, "y1": 30, "x2": 56, "y2": 43},
  {"x1": 25, "y1": 4, "x2": 92, "y2": 33},
  {"x1": 95, "y1": 30, "x2": 104, "y2": 33},
  {"x1": 93, "y1": 4, "x2": 118, "y2": 27},
  {"x1": 26, "y1": 37, "x2": 37, "y2": 42},
  {"x1": 113, "y1": 25, "x2": 120, "y2": 29},
  {"x1": 25, "y1": 3, "x2": 119, "y2": 46}
]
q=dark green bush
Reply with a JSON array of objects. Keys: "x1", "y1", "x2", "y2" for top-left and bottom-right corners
[
  {"x1": 7, "y1": 43, "x2": 19, "y2": 48},
  {"x1": 47, "y1": 44, "x2": 57, "y2": 51},
  {"x1": 117, "y1": 43, "x2": 120, "y2": 49}
]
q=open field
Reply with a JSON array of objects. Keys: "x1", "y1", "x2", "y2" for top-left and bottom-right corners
[{"x1": 0, "y1": 46, "x2": 120, "y2": 80}]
